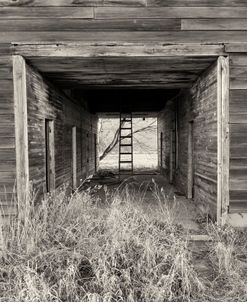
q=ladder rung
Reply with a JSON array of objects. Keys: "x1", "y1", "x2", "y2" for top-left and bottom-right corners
[
  {"x1": 121, "y1": 127, "x2": 132, "y2": 130},
  {"x1": 120, "y1": 161, "x2": 132, "y2": 163},
  {"x1": 120, "y1": 135, "x2": 131, "y2": 138},
  {"x1": 120, "y1": 144, "x2": 132, "y2": 147},
  {"x1": 120, "y1": 152, "x2": 132, "y2": 154}
]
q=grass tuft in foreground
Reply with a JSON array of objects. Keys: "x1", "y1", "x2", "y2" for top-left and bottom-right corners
[{"x1": 0, "y1": 186, "x2": 246, "y2": 301}]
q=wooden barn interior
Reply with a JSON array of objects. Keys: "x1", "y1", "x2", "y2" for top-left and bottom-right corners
[
  {"x1": 9, "y1": 50, "x2": 229, "y2": 226},
  {"x1": 1, "y1": 1, "x2": 247, "y2": 228}
]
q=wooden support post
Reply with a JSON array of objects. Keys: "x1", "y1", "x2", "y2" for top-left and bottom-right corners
[
  {"x1": 72, "y1": 126, "x2": 77, "y2": 189},
  {"x1": 13, "y1": 55, "x2": 29, "y2": 204},
  {"x1": 217, "y1": 56, "x2": 230, "y2": 224},
  {"x1": 187, "y1": 121, "x2": 194, "y2": 199}
]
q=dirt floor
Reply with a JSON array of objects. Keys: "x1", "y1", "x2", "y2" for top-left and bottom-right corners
[{"x1": 82, "y1": 172, "x2": 202, "y2": 235}]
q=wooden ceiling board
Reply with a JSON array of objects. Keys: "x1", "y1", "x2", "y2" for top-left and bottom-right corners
[{"x1": 27, "y1": 55, "x2": 216, "y2": 89}]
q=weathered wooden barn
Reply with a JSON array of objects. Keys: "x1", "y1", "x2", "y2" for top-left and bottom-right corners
[{"x1": 0, "y1": 0, "x2": 247, "y2": 227}]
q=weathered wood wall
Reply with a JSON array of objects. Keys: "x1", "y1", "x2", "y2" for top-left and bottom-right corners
[
  {"x1": 157, "y1": 98, "x2": 176, "y2": 181},
  {"x1": 229, "y1": 55, "x2": 247, "y2": 213},
  {"x1": 1, "y1": 0, "x2": 247, "y2": 215},
  {"x1": 0, "y1": 56, "x2": 16, "y2": 216},
  {"x1": 26, "y1": 63, "x2": 97, "y2": 196},
  {"x1": 158, "y1": 62, "x2": 218, "y2": 217},
  {"x1": 0, "y1": 1, "x2": 247, "y2": 44},
  {"x1": 190, "y1": 63, "x2": 218, "y2": 215}
]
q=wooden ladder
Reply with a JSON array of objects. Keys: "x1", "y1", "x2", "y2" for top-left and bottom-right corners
[{"x1": 119, "y1": 112, "x2": 133, "y2": 176}]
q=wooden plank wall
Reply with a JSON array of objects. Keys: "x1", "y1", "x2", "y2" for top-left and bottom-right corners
[
  {"x1": 190, "y1": 62, "x2": 218, "y2": 216},
  {"x1": 26, "y1": 63, "x2": 97, "y2": 197},
  {"x1": 229, "y1": 55, "x2": 247, "y2": 213},
  {"x1": 157, "y1": 98, "x2": 176, "y2": 181},
  {"x1": 0, "y1": 55, "x2": 16, "y2": 216},
  {"x1": 158, "y1": 62, "x2": 218, "y2": 218},
  {"x1": 0, "y1": 1, "x2": 247, "y2": 43}
]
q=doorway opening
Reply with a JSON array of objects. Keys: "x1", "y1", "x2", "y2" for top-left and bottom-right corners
[
  {"x1": 98, "y1": 116, "x2": 158, "y2": 173},
  {"x1": 12, "y1": 43, "x2": 229, "y2": 224}
]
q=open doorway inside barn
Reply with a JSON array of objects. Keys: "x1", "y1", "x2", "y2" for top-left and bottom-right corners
[
  {"x1": 12, "y1": 43, "x2": 229, "y2": 229},
  {"x1": 97, "y1": 115, "x2": 158, "y2": 173}
]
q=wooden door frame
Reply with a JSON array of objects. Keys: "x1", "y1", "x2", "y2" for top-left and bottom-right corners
[
  {"x1": 12, "y1": 43, "x2": 229, "y2": 223},
  {"x1": 72, "y1": 126, "x2": 77, "y2": 189},
  {"x1": 13, "y1": 55, "x2": 29, "y2": 204},
  {"x1": 160, "y1": 131, "x2": 163, "y2": 171},
  {"x1": 217, "y1": 56, "x2": 230, "y2": 225},
  {"x1": 45, "y1": 119, "x2": 55, "y2": 192},
  {"x1": 187, "y1": 121, "x2": 194, "y2": 199}
]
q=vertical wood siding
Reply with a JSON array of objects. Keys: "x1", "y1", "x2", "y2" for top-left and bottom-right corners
[{"x1": 26, "y1": 63, "x2": 97, "y2": 196}]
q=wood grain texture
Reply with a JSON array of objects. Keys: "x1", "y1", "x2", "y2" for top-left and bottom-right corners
[
  {"x1": 0, "y1": 0, "x2": 146, "y2": 6},
  {"x1": 13, "y1": 55, "x2": 29, "y2": 205},
  {"x1": 23, "y1": 56, "x2": 215, "y2": 89},
  {"x1": 0, "y1": 7, "x2": 93, "y2": 18},
  {"x1": 182, "y1": 19, "x2": 247, "y2": 31},
  {"x1": 3, "y1": 31, "x2": 247, "y2": 44},
  {"x1": 26, "y1": 61, "x2": 97, "y2": 195},
  {"x1": 229, "y1": 76, "x2": 247, "y2": 211},
  {"x1": 0, "y1": 19, "x2": 181, "y2": 32},
  {"x1": 226, "y1": 43, "x2": 247, "y2": 52},
  {"x1": 95, "y1": 7, "x2": 247, "y2": 19},
  {"x1": 12, "y1": 43, "x2": 225, "y2": 57},
  {"x1": 1, "y1": 0, "x2": 247, "y2": 6},
  {"x1": 230, "y1": 90, "x2": 247, "y2": 123},
  {"x1": 27, "y1": 57, "x2": 215, "y2": 73},
  {"x1": 158, "y1": 62, "x2": 218, "y2": 218},
  {"x1": 217, "y1": 56, "x2": 230, "y2": 223},
  {"x1": 147, "y1": 0, "x2": 247, "y2": 7}
]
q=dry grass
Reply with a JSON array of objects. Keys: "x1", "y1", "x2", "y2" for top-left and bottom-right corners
[{"x1": 0, "y1": 186, "x2": 246, "y2": 302}]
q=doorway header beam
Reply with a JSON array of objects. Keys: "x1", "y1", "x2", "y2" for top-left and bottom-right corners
[{"x1": 11, "y1": 42, "x2": 226, "y2": 58}]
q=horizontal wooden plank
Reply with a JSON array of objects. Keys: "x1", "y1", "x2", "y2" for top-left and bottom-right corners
[
  {"x1": 230, "y1": 178, "x2": 247, "y2": 190},
  {"x1": 0, "y1": 19, "x2": 181, "y2": 32},
  {"x1": 230, "y1": 55, "x2": 247, "y2": 66},
  {"x1": 230, "y1": 169, "x2": 247, "y2": 180},
  {"x1": 230, "y1": 79, "x2": 247, "y2": 90},
  {"x1": 0, "y1": 0, "x2": 146, "y2": 6},
  {"x1": 49, "y1": 73, "x2": 196, "y2": 88},
  {"x1": 226, "y1": 43, "x2": 247, "y2": 53},
  {"x1": 231, "y1": 66, "x2": 247, "y2": 79},
  {"x1": 0, "y1": 7, "x2": 93, "y2": 18},
  {"x1": 5, "y1": 31, "x2": 247, "y2": 44},
  {"x1": 182, "y1": 19, "x2": 247, "y2": 31},
  {"x1": 12, "y1": 42, "x2": 225, "y2": 57},
  {"x1": 230, "y1": 123, "x2": 247, "y2": 133},
  {"x1": 230, "y1": 190, "x2": 247, "y2": 201},
  {"x1": 28, "y1": 56, "x2": 214, "y2": 73},
  {"x1": 1, "y1": 0, "x2": 246, "y2": 7},
  {"x1": 0, "y1": 137, "x2": 15, "y2": 148},
  {"x1": 230, "y1": 89, "x2": 247, "y2": 102},
  {"x1": 95, "y1": 7, "x2": 247, "y2": 19},
  {"x1": 230, "y1": 114, "x2": 247, "y2": 123},
  {"x1": 229, "y1": 202, "x2": 247, "y2": 213},
  {"x1": 148, "y1": 0, "x2": 247, "y2": 7},
  {"x1": 230, "y1": 158, "x2": 247, "y2": 170}
]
